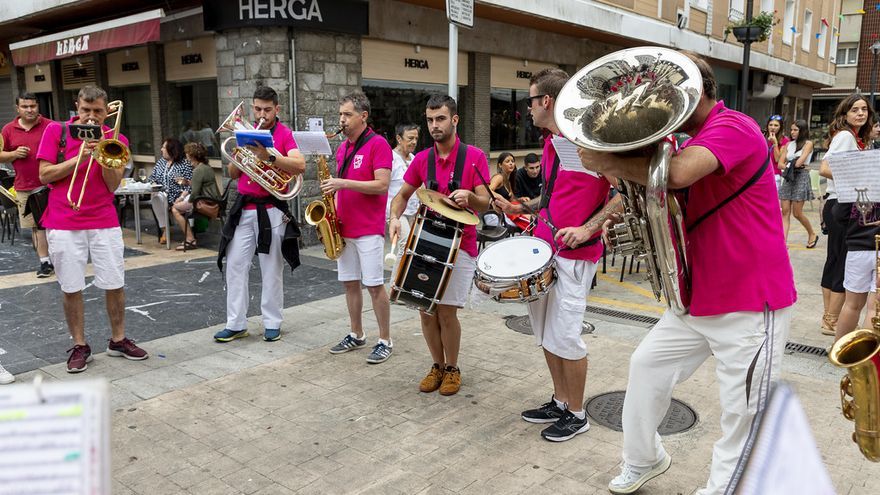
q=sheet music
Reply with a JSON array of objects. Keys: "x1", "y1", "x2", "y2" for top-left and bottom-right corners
[
  {"x1": 551, "y1": 136, "x2": 599, "y2": 177},
  {"x1": 292, "y1": 131, "x2": 333, "y2": 156},
  {"x1": 0, "y1": 379, "x2": 110, "y2": 495},
  {"x1": 826, "y1": 148, "x2": 880, "y2": 203},
  {"x1": 734, "y1": 383, "x2": 834, "y2": 495}
]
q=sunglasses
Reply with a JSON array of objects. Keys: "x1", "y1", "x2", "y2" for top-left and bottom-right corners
[
  {"x1": 769, "y1": 115, "x2": 783, "y2": 121},
  {"x1": 526, "y1": 94, "x2": 547, "y2": 106}
]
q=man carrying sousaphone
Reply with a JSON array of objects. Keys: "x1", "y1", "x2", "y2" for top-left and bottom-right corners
[
  {"x1": 389, "y1": 95, "x2": 491, "y2": 395},
  {"x1": 492, "y1": 69, "x2": 611, "y2": 441},
  {"x1": 36, "y1": 85, "x2": 148, "y2": 373},
  {"x1": 576, "y1": 52, "x2": 795, "y2": 494},
  {"x1": 215, "y1": 86, "x2": 305, "y2": 343}
]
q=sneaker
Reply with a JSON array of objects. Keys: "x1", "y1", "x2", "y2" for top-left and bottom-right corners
[
  {"x1": 263, "y1": 328, "x2": 281, "y2": 342},
  {"x1": 419, "y1": 364, "x2": 445, "y2": 393},
  {"x1": 329, "y1": 333, "x2": 366, "y2": 354},
  {"x1": 540, "y1": 410, "x2": 590, "y2": 442},
  {"x1": 0, "y1": 362, "x2": 14, "y2": 384},
  {"x1": 106, "y1": 338, "x2": 148, "y2": 360},
  {"x1": 522, "y1": 396, "x2": 566, "y2": 424},
  {"x1": 608, "y1": 453, "x2": 672, "y2": 494},
  {"x1": 438, "y1": 366, "x2": 461, "y2": 396},
  {"x1": 366, "y1": 342, "x2": 392, "y2": 364},
  {"x1": 66, "y1": 344, "x2": 93, "y2": 373},
  {"x1": 214, "y1": 329, "x2": 249, "y2": 342},
  {"x1": 36, "y1": 261, "x2": 54, "y2": 278}
]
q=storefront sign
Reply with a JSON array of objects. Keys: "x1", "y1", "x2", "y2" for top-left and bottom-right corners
[
  {"x1": 9, "y1": 10, "x2": 164, "y2": 66},
  {"x1": 490, "y1": 56, "x2": 558, "y2": 90},
  {"x1": 24, "y1": 64, "x2": 52, "y2": 93},
  {"x1": 203, "y1": 0, "x2": 368, "y2": 35},
  {"x1": 165, "y1": 37, "x2": 217, "y2": 82},
  {"x1": 362, "y1": 39, "x2": 467, "y2": 86},
  {"x1": 122, "y1": 62, "x2": 139, "y2": 72},
  {"x1": 108, "y1": 46, "x2": 150, "y2": 87},
  {"x1": 404, "y1": 58, "x2": 429, "y2": 69},
  {"x1": 516, "y1": 71, "x2": 531, "y2": 79}
]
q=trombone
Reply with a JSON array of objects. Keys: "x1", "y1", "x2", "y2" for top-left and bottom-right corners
[{"x1": 67, "y1": 100, "x2": 130, "y2": 210}]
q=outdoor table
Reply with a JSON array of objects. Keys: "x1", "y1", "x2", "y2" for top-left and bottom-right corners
[{"x1": 114, "y1": 182, "x2": 170, "y2": 249}]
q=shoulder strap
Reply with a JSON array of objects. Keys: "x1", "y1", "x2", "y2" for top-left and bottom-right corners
[
  {"x1": 427, "y1": 142, "x2": 468, "y2": 191},
  {"x1": 538, "y1": 154, "x2": 561, "y2": 211},
  {"x1": 338, "y1": 129, "x2": 375, "y2": 179},
  {"x1": 686, "y1": 149, "x2": 770, "y2": 233},
  {"x1": 57, "y1": 123, "x2": 67, "y2": 163}
]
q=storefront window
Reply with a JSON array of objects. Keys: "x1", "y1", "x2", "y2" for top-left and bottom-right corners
[
  {"x1": 363, "y1": 80, "x2": 467, "y2": 153},
  {"x1": 168, "y1": 80, "x2": 220, "y2": 158},
  {"x1": 108, "y1": 85, "x2": 153, "y2": 155},
  {"x1": 489, "y1": 88, "x2": 540, "y2": 151}
]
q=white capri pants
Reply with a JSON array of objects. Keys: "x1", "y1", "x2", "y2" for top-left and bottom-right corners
[
  {"x1": 621, "y1": 306, "x2": 792, "y2": 495},
  {"x1": 151, "y1": 191, "x2": 170, "y2": 229},
  {"x1": 47, "y1": 228, "x2": 125, "y2": 293}
]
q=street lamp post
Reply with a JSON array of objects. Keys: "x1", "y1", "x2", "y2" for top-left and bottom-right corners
[
  {"x1": 870, "y1": 41, "x2": 880, "y2": 111},
  {"x1": 739, "y1": 0, "x2": 754, "y2": 114}
]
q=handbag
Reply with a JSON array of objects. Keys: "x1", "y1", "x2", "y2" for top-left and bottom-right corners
[
  {"x1": 782, "y1": 159, "x2": 797, "y2": 182},
  {"x1": 24, "y1": 186, "x2": 50, "y2": 228},
  {"x1": 194, "y1": 198, "x2": 221, "y2": 220}
]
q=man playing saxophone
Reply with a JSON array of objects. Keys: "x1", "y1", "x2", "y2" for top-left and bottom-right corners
[
  {"x1": 578, "y1": 54, "x2": 796, "y2": 494},
  {"x1": 36, "y1": 85, "x2": 148, "y2": 373},
  {"x1": 325, "y1": 92, "x2": 394, "y2": 364},
  {"x1": 215, "y1": 86, "x2": 305, "y2": 343}
]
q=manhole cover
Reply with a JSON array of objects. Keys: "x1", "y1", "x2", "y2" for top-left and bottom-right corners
[
  {"x1": 586, "y1": 391, "x2": 697, "y2": 435},
  {"x1": 505, "y1": 315, "x2": 594, "y2": 335}
]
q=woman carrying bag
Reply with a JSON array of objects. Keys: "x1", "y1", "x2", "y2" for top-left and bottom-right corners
[{"x1": 778, "y1": 119, "x2": 817, "y2": 248}]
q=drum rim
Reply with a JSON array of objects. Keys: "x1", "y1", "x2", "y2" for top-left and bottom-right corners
[{"x1": 476, "y1": 236, "x2": 554, "y2": 280}]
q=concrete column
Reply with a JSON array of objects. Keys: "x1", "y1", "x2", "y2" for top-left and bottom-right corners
[
  {"x1": 148, "y1": 44, "x2": 168, "y2": 159},
  {"x1": 463, "y1": 52, "x2": 491, "y2": 153}
]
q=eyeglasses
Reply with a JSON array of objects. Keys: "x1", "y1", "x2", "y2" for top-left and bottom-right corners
[
  {"x1": 526, "y1": 94, "x2": 547, "y2": 106},
  {"x1": 769, "y1": 115, "x2": 783, "y2": 121}
]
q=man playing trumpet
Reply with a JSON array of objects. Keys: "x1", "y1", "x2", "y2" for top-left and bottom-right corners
[
  {"x1": 215, "y1": 86, "x2": 305, "y2": 343},
  {"x1": 36, "y1": 85, "x2": 147, "y2": 373}
]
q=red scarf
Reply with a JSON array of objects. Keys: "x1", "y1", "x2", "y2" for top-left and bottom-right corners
[{"x1": 850, "y1": 127, "x2": 866, "y2": 150}]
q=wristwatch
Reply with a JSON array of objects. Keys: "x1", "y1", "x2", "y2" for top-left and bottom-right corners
[{"x1": 267, "y1": 154, "x2": 276, "y2": 163}]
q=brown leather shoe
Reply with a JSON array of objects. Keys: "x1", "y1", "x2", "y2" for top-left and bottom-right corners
[
  {"x1": 821, "y1": 313, "x2": 837, "y2": 336},
  {"x1": 419, "y1": 363, "x2": 445, "y2": 393},
  {"x1": 439, "y1": 366, "x2": 461, "y2": 396}
]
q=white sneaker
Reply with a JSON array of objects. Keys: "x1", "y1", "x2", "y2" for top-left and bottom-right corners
[
  {"x1": 608, "y1": 453, "x2": 671, "y2": 494},
  {"x1": 0, "y1": 363, "x2": 14, "y2": 385}
]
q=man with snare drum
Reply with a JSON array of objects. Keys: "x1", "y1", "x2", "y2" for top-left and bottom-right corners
[
  {"x1": 389, "y1": 95, "x2": 491, "y2": 396},
  {"x1": 493, "y1": 69, "x2": 611, "y2": 441}
]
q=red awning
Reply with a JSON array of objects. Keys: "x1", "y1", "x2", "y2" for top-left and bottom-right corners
[{"x1": 10, "y1": 10, "x2": 162, "y2": 66}]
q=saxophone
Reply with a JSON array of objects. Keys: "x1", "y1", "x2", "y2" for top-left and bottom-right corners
[
  {"x1": 828, "y1": 234, "x2": 880, "y2": 462},
  {"x1": 305, "y1": 130, "x2": 345, "y2": 260}
]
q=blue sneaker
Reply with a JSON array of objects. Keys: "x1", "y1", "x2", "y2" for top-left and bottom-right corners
[
  {"x1": 214, "y1": 329, "x2": 248, "y2": 342},
  {"x1": 263, "y1": 328, "x2": 281, "y2": 342}
]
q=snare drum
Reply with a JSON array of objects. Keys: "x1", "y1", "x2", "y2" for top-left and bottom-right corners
[{"x1": 474, "y1": 236, "x2": 556, "y2": 303}]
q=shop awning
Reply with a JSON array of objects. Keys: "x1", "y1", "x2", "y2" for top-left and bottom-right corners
[{"x1": 9, "y1": 9, "x2": 164, "y2": 66}]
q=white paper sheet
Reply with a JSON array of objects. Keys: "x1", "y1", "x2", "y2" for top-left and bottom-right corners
[
  {"x1": 292, "y1": 131, "x2": 333, "y2": 156},
  {"x1": 0, "y1": 378, "x2": 110, "y2": 495},
  {"x1": 551, "y1": 136, "x2": 599, "y2": 177},
  {"x1": 826, "y1": 148, "x2": 880, "y2": 203}
]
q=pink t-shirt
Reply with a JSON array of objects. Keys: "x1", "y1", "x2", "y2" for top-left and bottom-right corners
[
  {"x1": 237, "y1": 120, "x2": 298, "y2": 200},
  {"x1": 678, "y1": 101, "x2": 796, "y2": 316},
  {"x1": 36, "y1": 117, "x2": 129, "y2": 230},
  {"x1": 334, "y1": 128, "x2": 393, "y2": 238},
  {"x1": 1, "y1": 116, "x2": 51, "y2": 191},
  {"x1": 768, "y1": 136, "x2": 790, "y2": 175},
  {"x1": 404, "y1": 136, "x2": 490, "y2": 258},
  {"x1": 535, "y1": 135, "x2": 610, "y2": 262}
]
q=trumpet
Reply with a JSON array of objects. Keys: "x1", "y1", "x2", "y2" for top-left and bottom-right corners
[
  {"x1": 218, "y1": 101, "x2": 302, "y2": 200},
  {"x1": 67, "y1": 100, "x2": 130, "y2": 211}
]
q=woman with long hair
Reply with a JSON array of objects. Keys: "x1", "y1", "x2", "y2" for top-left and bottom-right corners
[
  {"x1": 765, "y1": 115, "x2": 789, "y2": 188},
  {"x1": 149, "y1": 137, "x2": 192, "y2": 244},
  {"x1": 489, "y1": 152, "x2": 517, "y2": 200},
  {"x1": 778, "y1": 119, "x2": 817, "y2": 246},
  {"x1": 818, "y1": 93, "x2": 876, "y2": 338}
]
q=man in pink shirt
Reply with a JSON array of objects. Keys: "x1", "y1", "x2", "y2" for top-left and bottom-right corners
[
  {"x1": 389, "y1": 95, "x2": 492, "y2": 395},
  {"x1": 36, "y1": 85, "x2": 148, "y2": 373},
  {"x1": 325, "y1": 92, "x2": 395, "y2": 364},
  {"x1": 0, "y1": 93, "x2": 53, "y2": 277},
  {"x1": 578, "y1": 53, "x2": 796, "y2": 494},
  {"x1": 494, "y1": 69, "x2": 610, "y2": 441},
  {"x1": 214, "y1": 86, "x2": 305, "y2": 344}
]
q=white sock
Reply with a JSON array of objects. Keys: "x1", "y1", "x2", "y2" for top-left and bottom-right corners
[
  {"x1": 554, "y1": 397, "x2": 567, "y2": 410},
  {"x1": 378, "y1": 338, "x2": 391, "y2": 347},
  {"x1": 40, "y1": 257, "x2": 50, "y2": 263},
  {"x1": 570, "y1": 409, "x2": 586, "y2": 420},
  {"x1": 350, "y1": 331, "x2": 365, "y2": 340}
]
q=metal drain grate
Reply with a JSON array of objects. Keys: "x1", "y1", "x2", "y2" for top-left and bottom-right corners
[
  {"x1": 585, "y1": 305, "x2": 660, "y2": 326},
  {"x1": 785, "y1": 341, "x2": 828, "y2": 357},
  {"x1": 586, "y1": 391, "x2": 698, "y2": 435},
  {"x1": 505, "y1": 315, "x2": 594, "y2": 335}
]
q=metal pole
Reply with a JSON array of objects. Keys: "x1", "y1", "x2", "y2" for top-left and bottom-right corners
[
  {"x1": 448, "y1": 22, "x2": 458, "y2": 100},
  {"x1": 739, "y1": 0, "x2": 754, "y2": 114}
]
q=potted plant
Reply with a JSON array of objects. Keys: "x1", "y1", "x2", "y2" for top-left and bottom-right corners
[{"x1": 724, "y1": 11, "x2": 779, "y2": 43}]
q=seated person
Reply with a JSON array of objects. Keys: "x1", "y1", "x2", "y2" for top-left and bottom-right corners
[
  {"x1": 149, "y1": 137, "x2": 192, "y2": 243},
  {"x1": 170, "y1": 142, "x2": 220, "y2": 250},
  {"x1": 514, "y1": 152, "x2": 542, "y2": 201}
]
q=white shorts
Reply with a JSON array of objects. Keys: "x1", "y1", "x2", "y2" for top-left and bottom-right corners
[
  {"x1": 337, "y1": 235, "x2": 385, "y2": 287},
  {"x1": 47, "y1": 228, "x2": 125, "y2": 293},
  {"x1": 527, "y1": 257, "x2": 597, "y2": 360},
  {"x1": 844, "y1": 250, "x2": 878, "y2": 293},
  {"x1": 438, "y1": 251, "x2": 475, "y2": 308}
]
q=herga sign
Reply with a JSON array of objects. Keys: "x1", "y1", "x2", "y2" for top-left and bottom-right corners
[{"x1": 204, "y1": 0, "x2": 368, "y2": 35}]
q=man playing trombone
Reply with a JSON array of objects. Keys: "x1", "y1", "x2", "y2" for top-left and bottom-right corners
[
  {"x1": 36, "y1": 85, "x2": 147, "y2": 373},
  {"x1": 215, "y1": 86, "x2": 305, "y2": 343}
]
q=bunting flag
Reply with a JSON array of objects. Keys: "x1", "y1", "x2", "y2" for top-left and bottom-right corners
[
  {"x1": 876, "y1": 4, "x2": 880, "y2": 10},
  {"x1": 790, "y1": 26, "x2": 797, "y2": 33},
  {"x1": 815, "y1": 33, "x2": 821, "y2": 38},
  {"x1": 821, "y1": 18, "x2": 829, "y2": 26},
  {"x1": 857, "y1": 8, "x2": 867, "y2": 14}
]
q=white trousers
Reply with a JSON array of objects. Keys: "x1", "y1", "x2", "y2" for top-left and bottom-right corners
[
  {"x1": 225, "y1": 208, "x2": 285, "y2": 330},
  {"x1": 621, "y1": 306, "x2": 792, "y2": 495},
  {"x1": 151, "y1": 192, "x2": 169, "y2": 229}
]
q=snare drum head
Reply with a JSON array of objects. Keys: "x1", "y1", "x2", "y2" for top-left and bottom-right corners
[{"x1": 476, "y1": 237, "x2": 553, "y2": 277}]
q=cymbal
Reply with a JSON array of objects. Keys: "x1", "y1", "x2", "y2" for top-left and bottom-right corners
[{"x1": 416, "y1": 188, "x2": 479, "y2": 226}]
